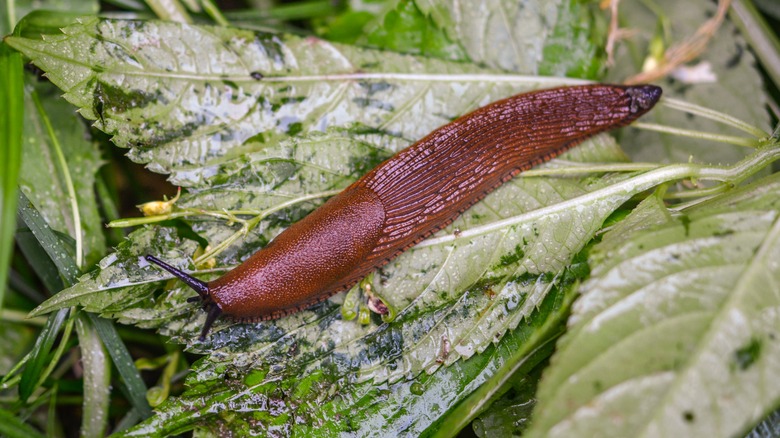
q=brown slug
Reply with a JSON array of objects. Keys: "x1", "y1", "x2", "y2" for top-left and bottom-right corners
[{"x1": 146, "y1": 84, "x2": 662, "y2": 338}]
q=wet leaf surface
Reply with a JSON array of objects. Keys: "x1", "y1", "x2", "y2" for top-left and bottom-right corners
[{"x1": 527, "y1": 173, "x2": 780, "y2": 438}]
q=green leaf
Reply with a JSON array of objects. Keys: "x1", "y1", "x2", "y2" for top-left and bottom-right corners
[
  {"x1": 0, "y1": 43, "x2": 24, "y2": 312},
  {"x1": 15, "y1": 192, "x2": 150, "y2": 418},
  {"x1": 21, "y1": 76, "x2": 106, "y2": 267},
  {"x1": 228, "y1": 1, "x2": 342, "y2": 24},
  {"x1": 14, "y1": 195, "x2": 78, "y2": 402},
  {"x1": 589, "y1": 192, "x2": 671, "y2": 264},
  {"x1": 358, "y1": 0, "x2": 467, "y2": 59},
  {"x1": 430, "y1": 282, "x2": 570, "y2": 437},
  {"x1": 5, "y1": 16, "x2": 589, "y2": 187},
  {"x1": 120, "y1": 281, "x2": 571, "y2": 437},
  {"x1": 326, "y1": 0, "x2": 602, "y2": 78},
  {"x1": 75, "y1": 314, "x2": 111, "y2": 438},
  {"x1": 526, "y1": 172, "x2": 780, "y2": 438},
  {"x1": 16, "y1": 191, "x2": 80, "y2": 284},
  {"x1": 319, "y1": 10, "x2": 380, "y2": 44},
  {"x1": 413, "y1": 0, "x2": 602, "y2": 76}
]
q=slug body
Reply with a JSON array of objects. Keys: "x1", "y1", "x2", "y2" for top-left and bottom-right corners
[{"x1": 146, "y1": 84, "x2": 662, "y2": 337}]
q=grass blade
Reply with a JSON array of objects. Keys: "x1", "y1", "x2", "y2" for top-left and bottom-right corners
[
  {"x1": 88, "y1": 314, "x2": 152, "y2": 419},
  {"x1": 0, "y1": 42, "x2": 24, "y2": 312},
  {"x1": 18, "y1": 308, "x2": 70, "y2": 402},
  {"x1": 75, "y1": 314, "x2": 111, "y2": 438},
  {"x1": 0, "y1": 407, "x2": 46, "y2": 438},
  {"x1": 16, "y1": 191, "x2": 80, "y2": 285}
]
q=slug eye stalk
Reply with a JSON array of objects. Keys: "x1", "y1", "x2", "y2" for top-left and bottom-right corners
[
  {"x1": 145, "y1": 255, "x2": 209, "y2": 298},
  {"x1": 145, "y1": 255, "x2": 222, "y2": 339}
]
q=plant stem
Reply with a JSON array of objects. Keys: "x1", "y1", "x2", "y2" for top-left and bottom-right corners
[
  {"x1": 634, "y1": 122, "x2": 761, "y2": 148},
  {"x1": 521, "y1": 162, "x2": 659, "y2": 177},
  {"x1": 0, "y1": 309, "x2": 48, "y2": 326},
  {"x1": 31, "y1": 91, "x2": 84, "y2": 268},
  {"x1": 661, "y1": 97, "x2": 768, "y2": 138},
  {"x1": 201, "y1": 0, "x2": 229, "y2": 26}
]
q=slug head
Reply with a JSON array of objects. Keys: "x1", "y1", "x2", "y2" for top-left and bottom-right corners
[{"x1": 145, "y1": 255, "x2": 222, "y2": 340}]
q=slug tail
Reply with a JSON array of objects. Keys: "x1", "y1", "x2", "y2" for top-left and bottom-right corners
[{"x1": 145, "y1": 255, "x2": 209, "y2": 300}]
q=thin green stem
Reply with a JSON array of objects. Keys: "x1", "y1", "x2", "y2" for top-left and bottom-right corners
[
  {"x1": 0, "y1": 44, "x2": 24, "y2": 313},
  {"x1": 108, "y1": 208, "x2": 260, "y2": 228},
  {"x1": 668, "y1": 194, "x2": 724, "y2": 211},
  {"x1": 252, "y1": 189, "x2": 341, "y2": 222},
  {"x1": 191, "y1": 209, "x2": 248, "y2": 225},
  {"x1": 520, "y1": 162, "x2": 660, "y2": 177},
  {"x1": 201, "y1": 0, "x2": 229, "y2": 26},
  {"x1": 108, "y1": 189, "x2": 343, "y2": 229},
  {"x1": 31, "y1": 91, "x2": 83, "y2": 268},
  {"x1": 0, "y1": 309, "x2": 48, "y2": 326},
  {"x1": 147, "y1": 0, "x2": 193, "y2": 23},
  {"x1": 634, "y1": 122, "x2": 761, "y2": 148},
  {"x1": 664, "y1": 182, "x2": 732, "y2": 199},
  {"x1": 661, "y1": 97, "x2": 768, "y2": 138},
  {"x1": 108, "y1": 211, "x2": 198, "y2": 228},
  {"x1": 7, "y1": 0, "x2": 16, "y2": 31},
  {"x1": 47, "y1": 385, "x2": 58, "y2": 438},
  {"x1": 0, "y1": 374, "x2": 20, "y2": 391},
  {"x1": 193, "y1": 231, "x2": 249, "y2": 265}
]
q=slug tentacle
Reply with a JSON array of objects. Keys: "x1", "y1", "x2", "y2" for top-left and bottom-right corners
[
  {"x1": 145, "y1": 255, "x2": 210, "y2": 300},
  {"x1": 145, "y1": 255, "x2": 223, "y2": 338},
  {"x1": 200, "y1": 304, "x2": 222, "y2": 340}
]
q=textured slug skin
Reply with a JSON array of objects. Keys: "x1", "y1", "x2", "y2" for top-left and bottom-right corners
[{"x1": 209, "y1": 84, "x2": 662, "y2": 320}]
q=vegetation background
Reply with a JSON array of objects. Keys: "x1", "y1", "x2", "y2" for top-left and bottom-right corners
[{"x1": 1, "y1": 0, "x2": 780, "y2": 437}]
